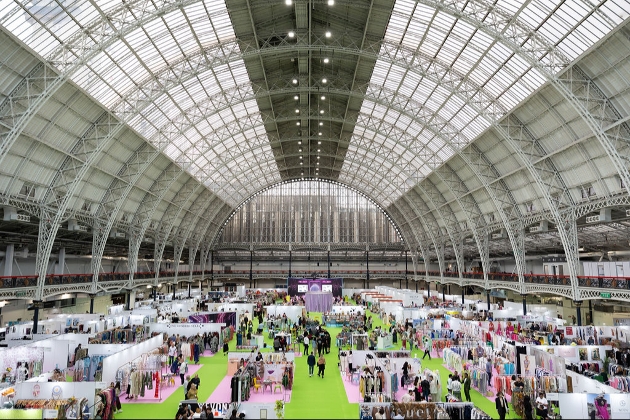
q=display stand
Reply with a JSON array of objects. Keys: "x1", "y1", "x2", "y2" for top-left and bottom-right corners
[{"x1": 352, "y1": 334, "x2": 369, "y2": 351}]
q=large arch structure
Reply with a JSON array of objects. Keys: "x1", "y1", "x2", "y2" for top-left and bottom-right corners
[{"x1": 0, "y1": 0, "x2": 629, "y2": 304}]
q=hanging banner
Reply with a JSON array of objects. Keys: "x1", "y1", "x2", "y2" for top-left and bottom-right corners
[{"x1": 520, "y1": 355, "x2": 536, "y2": 377}]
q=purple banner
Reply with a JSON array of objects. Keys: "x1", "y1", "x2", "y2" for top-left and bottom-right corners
[
  {"x1": 288, "y1": 278, "x2": 343, "y2": 297},
  {"x1": 188, "y1": 311, "x2": 236, "y2": 327}
]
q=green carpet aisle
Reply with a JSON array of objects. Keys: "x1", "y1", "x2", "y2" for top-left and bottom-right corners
[
  {"x1": 111, "y1": 304, "x2": 519, "y2": 418},
  {"x1": 283, "y1": 312, "x2": 358, "y2": 419}
]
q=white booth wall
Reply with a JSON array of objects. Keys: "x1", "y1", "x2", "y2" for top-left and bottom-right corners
[
  {"x1": 331, "y1": 306, "x2": 364, "y2": 314},
  {"x1": 101, "y1": 334, "x2": 164, "y2": 386},
  {"x1": 557, "y1": 392, "x2": 630, "y2": 419},
  {"x1": 265, "y1": 306, "x2": 304, "y2": 322},
  {"x1": 14, "y1": 381, "x2": 104, "y2": 416},
  {"x1": 147, "y1": 322, "x2": 225, "y2": 336}
]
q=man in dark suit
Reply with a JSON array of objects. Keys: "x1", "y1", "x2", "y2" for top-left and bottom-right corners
[{"x1": 495, "y1": 391, "x2": 509, "y2": 420}]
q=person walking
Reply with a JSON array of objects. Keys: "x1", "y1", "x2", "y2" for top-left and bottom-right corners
[
  {"x1": 422, "y1": 337, "x2": 432, "y2": 360},
  {"x1": 307, "y1": 352, "x2": 316, "y2": 377},
  {"x1": 303, "y1": 335, "x2": 310, "y2": 355},
  {"x1": 179, "y1": 355, "x2": 187, "y2": 386},
  {"x1": 317, "y1": 354, "x2": 326, "y2": 378},
  {"x1": 462, "y1": 372, "x2": 471, "y2": 402},
  {"x1": 495, "y1": 391, "x2": 509, "y2": 420},
  {"x1": 183, "y1": 375, "x2": 191, "y2": 399},
  {"x1": 168, "y1": 342, "x2": 177, "y2": 366},
  {"x1": 486, "y1": 358, "x2": 493, "y2": 387}
]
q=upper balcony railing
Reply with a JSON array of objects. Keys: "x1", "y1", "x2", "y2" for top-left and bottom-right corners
[
  {"x1": 1, "y1": 269, "x2": 628, "y2": 290},
  {"x1": 0, "y1": 270, "x2": 208, "y2": 289}
]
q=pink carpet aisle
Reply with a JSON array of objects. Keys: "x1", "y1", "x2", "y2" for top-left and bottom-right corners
[
  {"x1": 340, "y1": 371, "x2": 361, "y2": 403},
  {"x1": 340, "y1": 369, "x2": 413, "y2": 403},
  {"x1": 122, "y1": 364, "x2": 203, "y2": 404},
  {"x1": 206, "y1": 375, "x2": 292, "y2": 404}
]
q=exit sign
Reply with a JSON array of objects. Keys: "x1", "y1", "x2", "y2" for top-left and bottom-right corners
[{"x1": 600, "y1": 292, "x2": 611, "y2": 298}]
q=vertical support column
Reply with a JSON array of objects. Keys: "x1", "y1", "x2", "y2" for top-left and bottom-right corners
[
  {"x1": 588, "y1": 299, "x2": 593, "y2": 325},
  {"x1": 249, "y1": 246, "x2": 253, "y2": 289},
  {"x1": 172, "y1": 242, "x2": 185, "y2": 303},
  {"x1": 442, "y1": 285, "x2": 446, "y2": 302},
  {"x1": 426, "y1": 281, "x2": 430, "y2": 300},
  {"x1": 327, "y1": 246, "x2": 331, "y2": 279},
  {"x1": 365, "y1": 245, "x2": 370, "y2": 289},
  {"x1": 33, "y1": 302, "x2": 41, "y2": 334},
  {"x1": 89, "y1": 295, "x2": 95, "y2": 314},
  {"x1": 415, "y1": 280, "x2": 418, "y2": 293},
  {"x1": 3, "y1": 244, "x2": 14, "y2": 276},
  {"x1": 487, "y1": 290, "x2": 491, "y2": 311},
  {"x1": 126, "y1": 292, "x2": 131, "y2": 311},
  {"x1": 522, "y1": 294, "x2": 527, "y2": 315},
  {"x1": 288, "y1": 246, "x2": 292, "y2": 279},
  {"x1": 209, "y1": 249, "x2": 214, "y2": 290},
  {"x1": 461, "y1": 286, "x2": 465, "y2": 305},
  {"x1": 575, "y1": 301, "x2": 583, "y2": 326},
  {"x1": 188, "y1": 247, "x2": 198, "y2": 290},
  {"x1": 509, "y1": 223, "x2": 527, "y2": 291},
  {"x1": 188, "y1": 283, "x2": 191, "y2": 299},
  {"x1": 172, "y1": 282, "x2": 176, "y2": 300},
  {"x1": 56, "y1": 247, "x2": 65, "y2": 275},
  {"x1": 408, "y1": 249, "x2": 417, "y2": 292}
]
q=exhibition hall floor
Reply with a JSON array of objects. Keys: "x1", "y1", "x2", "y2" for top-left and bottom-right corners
[{"x1": 114, "y1": 307, "x2": 520, "y2": 419}]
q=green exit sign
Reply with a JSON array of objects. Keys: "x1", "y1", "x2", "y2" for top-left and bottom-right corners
[
  {"x1": 600, "y1": 292, "x2": 611, "y2": 298},
  {"x1": 16, "y1": 291, "x2": 26, "y2": 297}
]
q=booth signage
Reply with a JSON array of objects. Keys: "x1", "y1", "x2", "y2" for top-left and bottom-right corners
[
  {"x1": 600, "y1": 292, "x2": 611, "y2": 298},
  {"x1": 542, "y1": 256, "x2": 567, "y2": 263},
  {"x1": 165, "y1": 323, "x2": 212, "y2": 328}
]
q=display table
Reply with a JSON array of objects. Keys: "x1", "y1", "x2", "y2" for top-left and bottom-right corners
[
  {"x1": 262, "y1": 379, "x2": 273, "y2": 393},
  {"x1": 252, "y1": 335, "x2": 264, "y2": 348},
  {"x1": 377, "y1": 334, "x2": 394, "y2": 350}
]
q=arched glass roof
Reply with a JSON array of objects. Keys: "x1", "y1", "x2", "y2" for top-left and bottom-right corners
[{"x1": 1, "y1": 0, "x2": 626, "y2": 207}]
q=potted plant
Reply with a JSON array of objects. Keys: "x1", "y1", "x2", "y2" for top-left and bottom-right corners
[{"x1": 274, "y1": 400, "x2": 284, "y2": 419}]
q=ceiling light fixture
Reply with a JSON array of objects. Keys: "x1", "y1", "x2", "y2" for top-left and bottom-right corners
[
  {"x1": 288, "y1": 31, "x2": 295, "y2": 38},
  {"x1": 318, "y1": 149, "x2": 321, "y2": 152},
  {"x1": 321, "y1": 95, "x2": 325, "y2": 100},
  {"x1": 319, "y1": 122, "x2": 323, "y2": 126},
  {"x1": 328, "y1": 0, "x2": 334, "y2": 6},
  {"x1": 294, "y1": 95, "x2": 299, "y2": 100},
  {"x1": 318, "y1": 141, "x2": 321, "y2": 145},
  {"x1": 285, "y1": 0, "x2": 292, "y2": 5},
  {"x1": 318, "y1": 132, "x2": 322, "y2": 136},
  {"x1": 325, "y1": 31, "x2": 331, "y2": 38},
  {"x1": 323, "y1": 58, "x2": 329, "y2": 64},
  {"x1": 322, "y1": 78, "x2": 327, "y2": 83},
  {"x1": 292, "y1": 78, "x2": 298, "y2": 84},
  {"x1": 296, "y1": 122, "x2": 300, "y2": 126},
  {"x1": 320, "y1": 110, "x2": 324, "y2": 114},
  {"x1": 298, "y1": 141, "x2": 301, "y2": 144}
]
